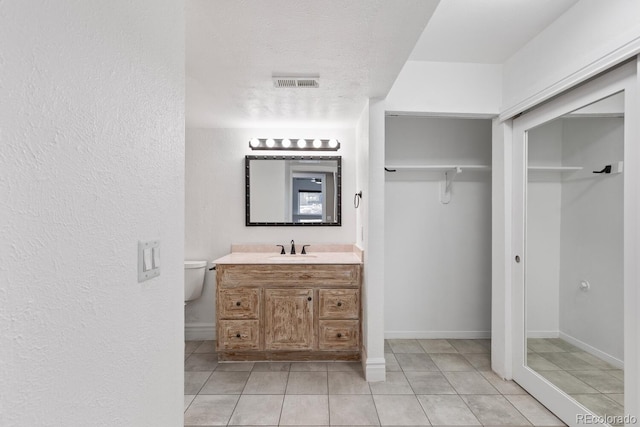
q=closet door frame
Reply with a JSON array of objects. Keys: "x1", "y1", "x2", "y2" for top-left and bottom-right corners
[{"x1": 511, "y1": 59, "x2": 639, "y2": 426}]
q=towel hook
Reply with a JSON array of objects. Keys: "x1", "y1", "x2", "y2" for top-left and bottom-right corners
[{"x1": 354, "y1": 191, "x2": 363, "y2": 208}]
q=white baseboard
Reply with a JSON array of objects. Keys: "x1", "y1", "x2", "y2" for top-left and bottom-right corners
[
  {"x1": 360, "y1": 346, "x2": 385, "y2": 382},
  {"x1": 185, "y1": 323, "x2": 216, "y2": 341},
  {"x1": 559, "y1": 332, "x2": 623, "y2": 369},
  {"x1": 527, "y1": 330, "x2": 560, "y2": 339},
  {"x1": 384, "y1": 331, "x2": 491, "y2": 339}
]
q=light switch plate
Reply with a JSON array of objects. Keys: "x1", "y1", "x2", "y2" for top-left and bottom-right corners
[{"x1": 138, "y1": 240, "x2": 160, "y2": 282}]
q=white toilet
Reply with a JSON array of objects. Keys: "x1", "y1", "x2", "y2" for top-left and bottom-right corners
[{"x1": 184, "y1": 260, "x2": 207, "y2": 304}]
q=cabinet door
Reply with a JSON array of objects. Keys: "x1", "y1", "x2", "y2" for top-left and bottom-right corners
[{"x1": 265, "y1": 288, "x2": 314, "y2": 351}]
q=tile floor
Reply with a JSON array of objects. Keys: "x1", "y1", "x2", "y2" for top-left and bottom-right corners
[
  {"x1": 527, "y1": 338, "x2": 624, "y2": 424},
  {"x1": 184, "y1": 338, "x2": 566, "y2": 426}
]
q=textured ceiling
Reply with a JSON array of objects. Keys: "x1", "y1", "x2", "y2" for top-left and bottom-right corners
[
  {"x1": 186, "y1": 0, "x2": 439, "y2": 128},
  {"x1": 409, "y1": 0, "x2": 579, "y2": 64}
]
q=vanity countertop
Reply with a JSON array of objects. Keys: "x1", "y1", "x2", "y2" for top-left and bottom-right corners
[{"x1": 213, "y1": 244, "x2": 363, "y2": 265}]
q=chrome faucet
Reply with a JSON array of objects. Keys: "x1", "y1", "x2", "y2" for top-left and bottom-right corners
[{"x1": 290, "y1": 240, "x2": 296, "y2": 255}]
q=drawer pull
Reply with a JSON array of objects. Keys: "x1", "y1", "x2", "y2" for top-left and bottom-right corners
[
  {"x1": 337, "y1": 302, "x2": 342, "y2": 307},
  {"x1": 236, "y1": 333, "x2": 241, "y2": 338},
  {"x1": 337, "y1": 333, "x2": 342, "y2": 338},
  {"x1": 236, "y1": 301, "x2": 241, "y2": 306},
  {"x1": 307, "y1": 296, "x2": 312, "y2": 301}
]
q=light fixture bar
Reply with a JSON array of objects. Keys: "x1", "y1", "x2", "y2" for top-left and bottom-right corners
[{"x1": 248, "y1": 138, "x2": 340, "y2": 151}]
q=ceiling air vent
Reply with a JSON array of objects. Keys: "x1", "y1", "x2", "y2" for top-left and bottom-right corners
[{"x1": 273, "y1": 75, "x2": 319, "y2": 88}]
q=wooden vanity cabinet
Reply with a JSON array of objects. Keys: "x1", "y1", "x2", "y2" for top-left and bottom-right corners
[{"x1": 215, "y1": 263, "x2": 361, "y2": 361}]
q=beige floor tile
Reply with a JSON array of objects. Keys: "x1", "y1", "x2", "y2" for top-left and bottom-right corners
[
  {"x1": 505, "y1": 394, "x2": 565, "y2": 426},
  {"x1": 609, "y1": 393, "x2": 624, "y2": 405},
  {"x1": 290, "y1": 362, "x2": 329, "y2": 371},
  {"x1": 373, "y1": 395, "x2": 429, "y2": 426},
  {"x1": 448, "y1": 339, "x2": 489, "y2": 354},
  {"x1": 280, "y1": 395, "x2": 329, "y2": 425},
  {"x1": 252, "y1": 362, "x2": 291, "y2": 372},
  {"x1": 369, "y1": 372, "x2": 413, "y2": 395},
  {"x1": 544, "y1": 338, "x2": 580, "y2": 352},
  {"x1": 418, "y1": 339, "x2": 458, "y2": 353},
  {"x1": 463, "y1": 353, "x2": 492, "y2": 371},
  {"x1": 228, "y1": 394, "x2": 284, "y2": 426},
  {"x1": 461, "y1": 395, "x2": 531, "y2": 426},
  {"x1": 479, "y1": 370, "x2": 526, "y2": 395},
  {"x1": 286, "y1": 371, "x2": 328, "y2": 395},
  {"x1": 329, "y1": 370, "x2": 371, "y2": 394},
  {"x1": 216, "y1": 362, "x2": 255, "y2": 372},
  {"x1": 200, "y1": 371, "x2": 250, "y2": 394},
  {"x1": 430, "y1": 353, "x2": 475, "y2": 371},
  {"x1": 608, "y1": 369, "x2": 624, "y2": 380},
  {"x1": 385, "y1": 353, "x2": 401, "y2": 372},
  {"x1": 569, "y1": 370, "x2": 624, "y2": 394},
  {"x1": 184, "y1": 394, "x2": 239, "y2": 426},
  {"x1": 185, "y1": 353, "x2": 219, "y2": 371},
  {"x1": 387, "y1": 339, "x2": 424, "y2": 353},
  {"x1": 395, "y1": 353, "x2": 439, "y2": 371},
  {"x1": 571, "y1": 352, "x2": 618, "y2": 370},
  {"x1": 538, "y1": 371, "x2": 598, "y2": 394},
  {"x1": 329, "y1": 395, "x2": 380, "y2": 425},
  {"x1": 328, "y1": 362, "x2": 363, "y2": 372},
  {"x1": 404, "y1": 371, "x2": 456, "y2": 394},
  {"x1": 443, "y1": 371, "x2": 499, "y2": 395},
  {"x1": 571, "y1": 394, "x2": 624, "y2": 421},
  {"x1": 185, "y1": 371, "x2": 212, "y2": 394},
  {"x1": 194, "y1": 340, "x2": 217, "y2": 353},
  {"x1": 527, "y1": 353, "x2": 562, "y2": 371},
  {"x1": 243, "y1": 371, "x2": 289, "y2": 394},
  {"x1": 184, "y1": 394, "x2": 196, "y2": 412},
  {"x1": 540, "y1": 352, "x2": 599, "y2": 371},
  {"x1": 185, "y1": 340, "x2": 204, "y2": 355},
  {"x1": 527, "y1": 339, "x2": 565, "y2": 353},
  {"x1": 417, "y1": 394, "x2": 481, "y2": 426}
]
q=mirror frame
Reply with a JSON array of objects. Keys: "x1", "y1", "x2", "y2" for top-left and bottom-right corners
[{"x1": 245, "y1": 155, "x2": 342, "y2": 226}]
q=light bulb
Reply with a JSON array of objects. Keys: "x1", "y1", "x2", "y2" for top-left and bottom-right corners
[
  {"x1": 250, "y1": 138, "x2": 260, "y2": 148},
  {"x1": 328, "y1": 139, "x2": 338, "y2": 148},
  {"x1": 313, "y1": 139, "x2": 322, "y2": 148},
  {"x1": 281, "y1": 138, "x2": 291, "y2": 148},
  {"x1": 266, "y1": 138, "x2": 275, "y2": 148},
  {"x1": 297, "y1": 139, "x2": 306, "y2": 148}
]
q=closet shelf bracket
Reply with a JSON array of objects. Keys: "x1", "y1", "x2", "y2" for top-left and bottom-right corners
[{"x1": 440, "y1": 167, "x2": 462, "y2": 205}]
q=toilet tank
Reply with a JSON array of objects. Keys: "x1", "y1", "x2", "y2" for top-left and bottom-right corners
[{"x1": 184, "y1": 260, "x2": 207, "y2": 302}]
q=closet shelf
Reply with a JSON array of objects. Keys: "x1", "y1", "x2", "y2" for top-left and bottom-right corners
[
  {"x1": 527, "y1": 166, "x2": 583, "y2": 172},
  {"x1": 384, "y1": 164, "x2": 491, "y2": 172}
]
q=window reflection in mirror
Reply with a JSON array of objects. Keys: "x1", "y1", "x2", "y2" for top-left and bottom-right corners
[{"x1": 245, "y1": 156, "x2": 341, "y2": 226}]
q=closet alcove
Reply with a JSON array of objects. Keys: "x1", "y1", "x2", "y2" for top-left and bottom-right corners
[{"x1": 384, "y1": 116, "x2": 492, "y2": 339}]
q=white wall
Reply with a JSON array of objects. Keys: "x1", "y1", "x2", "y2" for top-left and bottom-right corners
[
  {"x1": 502, "y1": 0, "x2": 640, "y2": 114},
  {"x1": 0, "y1": 2, "x2": 184, "y2": 426},
  {"x1": 385, "y1": 61, "x2": 502, "y2": 116},
  {"x1": 384, "y1": 117, "x2": 492, "y2": 338},
  {"x1": 185, "y1": 127, "x2": 356, "y2": 338},
  {"x1": 559, "y1": 117, "x2": 624, "y2": 361}
]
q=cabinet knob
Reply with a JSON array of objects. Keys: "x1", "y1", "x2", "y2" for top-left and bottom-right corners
[
  {"x1": 307, "y1": 296, "x2": 312, "y2": 301},
  {"x1": 236, "y1": 301, "x2": 241, "y2": 306},
  {"x1": 337, "y1": 333, "x2": 342, "y2": 338},
  {"x1": 337, "y1": 302, "x2": 342, "y2": 307},
  {"x1": 236, "y1": 333, "x2": 241, "y2": 338}
]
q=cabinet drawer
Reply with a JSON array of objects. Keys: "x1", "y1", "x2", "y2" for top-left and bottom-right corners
[
  {"x1": 218, "y1": 320, "x2": 260, "y2": 350},
  {"x1": 218, "y1": 288, "x2": 259, "y2": 319},
  {"x1": 319, "y1": 289, "x2": 359, "y2": 319},
  {"x1": 319, "y1": 320, "x2": 359, "y2": 351}
]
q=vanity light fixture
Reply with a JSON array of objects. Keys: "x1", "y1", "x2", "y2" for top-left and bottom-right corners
[{"x1": 248, "y1": 138, "x2": 341, "y2": 151}]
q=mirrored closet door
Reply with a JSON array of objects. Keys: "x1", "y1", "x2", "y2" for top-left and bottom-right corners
[{"x1": 512, "y1": 61, "x2": 638, "y2": 426}]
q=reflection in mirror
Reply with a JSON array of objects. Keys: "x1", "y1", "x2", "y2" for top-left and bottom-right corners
[
  {"x1": 525, "y1": 92, "x2": 624, "y2": 421},
  {"x1": 246, "y1": 156, "x2": 341, "y2": 226}
]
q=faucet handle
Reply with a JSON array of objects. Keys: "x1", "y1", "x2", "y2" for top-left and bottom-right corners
[
  {"x1": 276, "y1": 245, "x2": 286, "y2": 255},
  {"x1": 301, "y1": 245, "x2": 310, "y2": 255}
]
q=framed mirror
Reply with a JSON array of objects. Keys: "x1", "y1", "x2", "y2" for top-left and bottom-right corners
[{"x1": 245, "y1": 155, "x2": 341, "y2": 226}]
